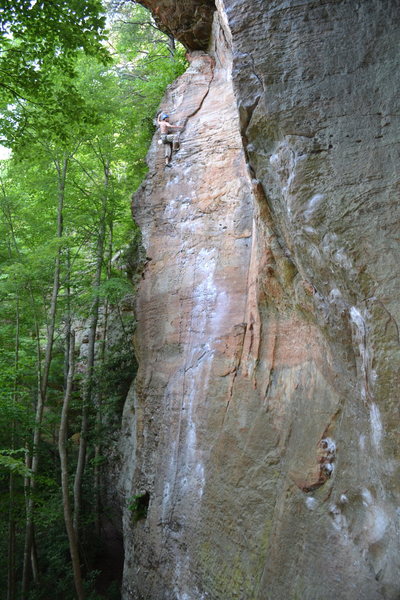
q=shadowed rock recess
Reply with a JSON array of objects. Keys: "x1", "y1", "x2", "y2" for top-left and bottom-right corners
[
  {"x1": 119, "y1": 1, "x2": 400, "y2": 598},
  {"x1": 137, "y1": 0, "x2": 215, "y2": 50}
]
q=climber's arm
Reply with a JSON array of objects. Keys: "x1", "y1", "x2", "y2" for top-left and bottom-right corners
[{"x1": 167, "y1": 124, "x2": 184, "y2": 130}]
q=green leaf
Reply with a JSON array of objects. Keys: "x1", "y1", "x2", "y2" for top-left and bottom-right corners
[{"x1": 0, "y1": 452, "x2": 32, "y2": 477}]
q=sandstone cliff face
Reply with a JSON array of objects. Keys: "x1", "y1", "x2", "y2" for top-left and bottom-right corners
[{"x1": 120, "y1": 2, "x2": 400, "y2": 598}]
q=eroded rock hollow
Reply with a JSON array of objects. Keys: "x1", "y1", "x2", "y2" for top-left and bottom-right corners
[{"x1": 119, "y1": 1, "x2": 400, "y2": 598}]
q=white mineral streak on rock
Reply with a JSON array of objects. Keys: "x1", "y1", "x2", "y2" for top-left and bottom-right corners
[
  {"x1": 362, "y1": 488, "x2": 374, "y2": 506},
  {"x1": 367, "y1": 505, "x2": 388, "y2": 545},
  {"x1": 321, "y1": 231, "x2": 355, "y2": 276},
  {"x1": 161, "y1": 481, "x2": 171, "y2": 521},
  {"x1": 181, "y1": 357, "x2": 210, "y2": 500},
  {"x1": 194, "y1": 247, "x2": 224, "y2": 338},
  {"x1": 333, "y1": 247, "x2": 352, "y2": 270},
  {"x1": 269, "y1": 153, "x2": 280, "y2": 168},
  {"x1": 176, "y1": 246, "x2": 226, "y2": 501},
  {"x1": 285, "y1": 153, "x2": 303, "y2": 219},
  {"x1": 350, "y1": 306, "x2": 374, "y2": 403},
  {"x1": 161, "y1": 251, "x2": 218, "y2": 519},
  {"x1": 303, "y1": 225, "x2": 317, "y2": 234},
  {"x1": 305, "y1": 497, "x2": 317, "y2": 510},
  {"x1": 268, "y1": 143, "x2": 306, "y2": 220},
  {"x1": 320, "y1": 232, "x2": 337, "y2": 264},
  {"x1": 329, "y1": 288, "x2": 342, "y2": 301},
  {"x1": 308, "y1": 244, "x2": 322, "y2": 263},
  {"x1": 329, "y1": 504, "x2": 349, "y2": 539},
  {"x1": 173, "y1": 553, "x2": 207, "y2": 600},
  {"x1": 328, "y1": 288, "x2": 347, "y2": 315},
  {"x1": 304, "y1": 193, "x2": 324, "y2": 221},
  {"x1": 361, "y1": 489, "x2": 388, "y2": 545},
  {"x1": 370, "y1": 403, "x2": 383, "y2": 450}
]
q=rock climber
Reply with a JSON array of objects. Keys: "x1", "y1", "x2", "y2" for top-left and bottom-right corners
[{"x1": 157, "y1": 112, "x2": 184, "y2": 167}]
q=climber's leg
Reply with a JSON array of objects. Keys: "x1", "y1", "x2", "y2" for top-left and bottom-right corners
[
  {"x1": 164, "y1": 140, "x2": 172, "y2": 164},
  {"x1": 172, "y1": 133, "x2": 180, "y2": 151}
]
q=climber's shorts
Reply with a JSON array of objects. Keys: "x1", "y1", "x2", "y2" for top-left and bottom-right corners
[
  {"x1": 161, "y1": 134, "x2": 175, "y2": 144},
  {"x1": 161, "y1": 134, "x2": 176, "y2": 158}
]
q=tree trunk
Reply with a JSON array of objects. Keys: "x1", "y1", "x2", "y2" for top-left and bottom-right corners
[
  {"x1": 31, "y1": 532, "x2": 39, "y2": 584},
  {"x1": 0, "y1": 182, "x2": 47, "y2": 597},
  {"x1": 59, "y1": 330, "x2": 85, "y2": 600},
  {"x1": 7, "y1": 474, "x2": 16, "y2": 600},
  {"x1": 64, "y1": 249, "x2": 72, "y2": 391},
  {"x1": 22, "y1": 156, "x2": 68, "y2": 597},
  {"x1": 93, "y1": 220, "x2": 113, "y2": 537},
  {"x1": 167, "y1": 33, "x2": 175, "y2": 59},
  {"x1": 7, "y1": 295, "x2": 19, "y2": 600}
]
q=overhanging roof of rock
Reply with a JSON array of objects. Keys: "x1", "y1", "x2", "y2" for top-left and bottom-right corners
[{"x1": 137, "y1": 0, "x2": 215, "y2": 50}]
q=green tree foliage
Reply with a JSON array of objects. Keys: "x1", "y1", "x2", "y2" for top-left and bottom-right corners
[
  {"x1": 0, "y1": 2, "x2": 187, "y2": 598},
  {"x1": 0, "y1": 0, "x2": 109, "y2": 142}
]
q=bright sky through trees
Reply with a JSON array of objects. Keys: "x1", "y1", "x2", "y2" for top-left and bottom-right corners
[{"x1": 0, "y1": 145, "x2": 11, "y2": 159}]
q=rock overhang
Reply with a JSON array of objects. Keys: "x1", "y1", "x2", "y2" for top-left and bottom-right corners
[{"x1": 137, "y1": 0, "x2": 216, "y2": 50}]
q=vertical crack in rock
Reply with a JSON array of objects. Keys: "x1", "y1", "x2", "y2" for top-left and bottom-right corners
[{"x1": 179, "y1": 54, "x2": 215, "y2": 127}]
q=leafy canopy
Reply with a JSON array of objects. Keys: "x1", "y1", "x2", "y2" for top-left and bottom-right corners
[{"x1": 0, "y1": 0, "x2": 110, "y2": 143}]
